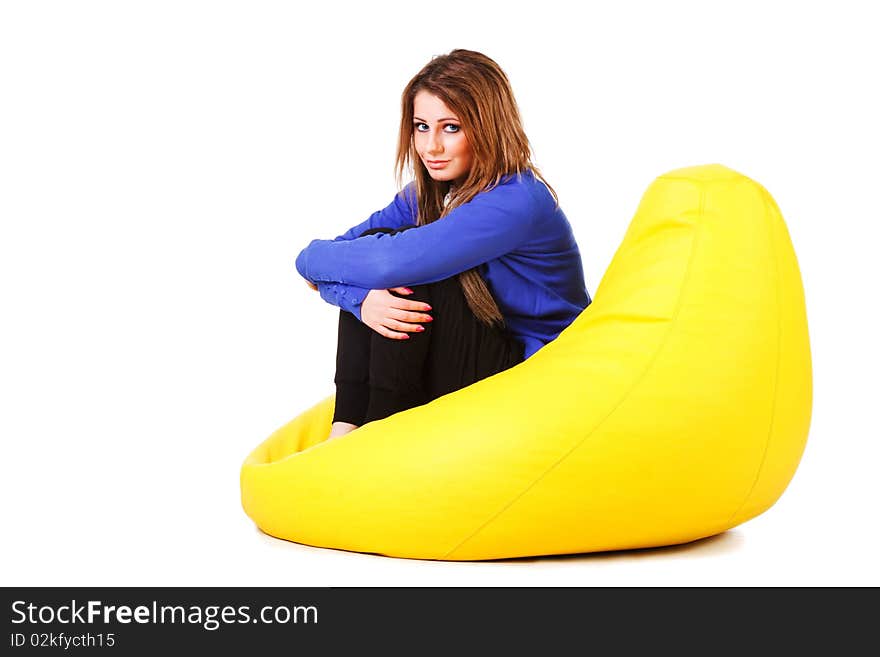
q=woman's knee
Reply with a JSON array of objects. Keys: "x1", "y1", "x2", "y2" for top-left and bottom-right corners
[
  {"x1": 359, "y1": 225, "x2": 417, "y2": 238},
  {"x1": 358, "y1": 227, "x2": 396, "y2": 237}
]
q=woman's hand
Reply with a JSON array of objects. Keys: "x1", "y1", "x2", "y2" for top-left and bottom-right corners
[{"x1": 361, "y1": 287, "x2": 433, "y2": 339}]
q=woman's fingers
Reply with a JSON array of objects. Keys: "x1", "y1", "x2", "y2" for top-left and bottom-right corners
[
  {"x1": 377, "y1": 325, "x2": 412, "y2": 339},
  {"x1": 390, "y1": 288, "x2": 432, "y2": 312},
  {"x1": 387, "y1": 301, "x2": 433, "y2": 329},
  {"x1": 363, "y1": 288, "x2": 433, "y2": 339},
  {"x1": 386, "y1": 288, "x2": 432, "y2": 330},
  {"x1": 386, "y1": 318, "x2": 428, "y2": 333},
  {"x1": 390, "y1": 296, "x2": 432, "y2": 314},
  {"x1": 390, "y1": 307, "x2": 433, "y2": 324}
]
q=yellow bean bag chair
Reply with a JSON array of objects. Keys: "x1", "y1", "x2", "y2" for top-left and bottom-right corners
[{"x1": 240, "y1": 163, "x2": 812, "y2": 560}]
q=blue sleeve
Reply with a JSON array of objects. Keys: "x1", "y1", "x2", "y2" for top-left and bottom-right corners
[
  {"x1": 296, "y1": 182, "x2": 417, "y2": 320},
  {"x1": 295, "y1": 177, "x2": 540, "y2": 289},
  {"x1": 316, "y1": 282, "x2": 370, "y2": 322}
]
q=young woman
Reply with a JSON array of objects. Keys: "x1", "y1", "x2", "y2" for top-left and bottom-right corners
[{"x1": 295, "y1": 49, "x2": 592, "y2": 441}]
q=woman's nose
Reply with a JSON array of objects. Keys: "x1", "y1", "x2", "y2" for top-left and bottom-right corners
[{"x1": 427, "y1": 130, "x2": 443, "y2": 154}]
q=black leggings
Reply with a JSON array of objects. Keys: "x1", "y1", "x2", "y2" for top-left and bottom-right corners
[{"x1": 332, "y1": 226, "x2": 525, "y2": 425}]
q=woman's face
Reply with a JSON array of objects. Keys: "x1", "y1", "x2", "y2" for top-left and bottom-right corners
[{"x1": 412, "y1": 90, "x2": 473, "y2": 188}]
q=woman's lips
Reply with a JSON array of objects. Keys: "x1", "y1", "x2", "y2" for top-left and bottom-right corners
[{"x1": 427, "y1": 160, "x2": 449, "y2": 169}]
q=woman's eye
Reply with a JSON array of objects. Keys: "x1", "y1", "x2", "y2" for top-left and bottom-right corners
[{"x1": 414, "y1": 122, "x2": 460, "y2": 133}]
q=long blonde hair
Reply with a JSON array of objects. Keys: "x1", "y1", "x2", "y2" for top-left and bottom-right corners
[{"x1": 392, "y1": 49, "x2": 559, "y2": 329}]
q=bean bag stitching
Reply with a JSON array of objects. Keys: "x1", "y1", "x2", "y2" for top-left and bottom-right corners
[
  {"x1": 442, "y1": 182, "x2": 707, "y2": 559},
  {"x1": 723, "y1": 183, "x2": 782, "y2": 527}
]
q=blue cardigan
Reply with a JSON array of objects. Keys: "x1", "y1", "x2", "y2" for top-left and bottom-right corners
[{"x1": 295, "y1": 169, "x2": 591, "y2": 360}]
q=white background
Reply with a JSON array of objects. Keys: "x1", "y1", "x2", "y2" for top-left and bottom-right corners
[{"x1": 1, "y1": 0, "x2": 877, "y2": 586}]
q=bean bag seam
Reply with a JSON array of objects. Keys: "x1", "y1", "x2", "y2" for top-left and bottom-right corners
[{"x1": 442, "y1": 182, "x2": 707, "y2": 560}]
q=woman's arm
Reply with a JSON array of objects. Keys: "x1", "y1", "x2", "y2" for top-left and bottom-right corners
[
  {"x1": 315, "y1": 281, "x2": 372, "y2": 321},
  {"x1": 296, "y1": 182, "x2": 418, "y2": 319},
  {"x1": 296, "y1": 178, "x2": 542, "y2": 290}
]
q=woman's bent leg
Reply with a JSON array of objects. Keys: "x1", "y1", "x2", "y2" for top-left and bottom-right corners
[
  {"x1": 363, "y1": 274, "x2": 524, "y2": 423},
  {"x1": 362, "y1": 283, "x2": 432, "y2": 424},
  {"x1": 332, "y1": 307, "x2": 373, "y2": 426},
  {"x1": 332, "y1": 225, "x2": 524, "y2": 428},
  {"x1": 423, "y1": 276, "x2": 525, "y2": 401},
  {"x1": 331, "y1": 226, "x2": 400, "y2": 427}
]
